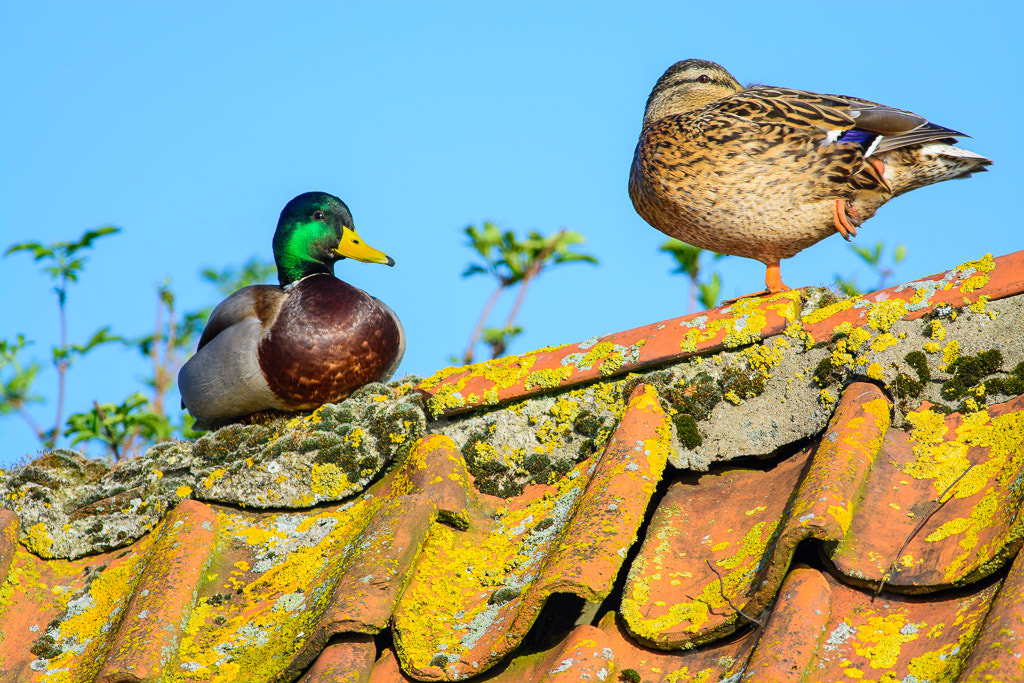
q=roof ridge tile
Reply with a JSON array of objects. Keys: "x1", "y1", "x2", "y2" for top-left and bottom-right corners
[{"x1": 418, "y1": 250, "x2": 1024, "y2": 418}]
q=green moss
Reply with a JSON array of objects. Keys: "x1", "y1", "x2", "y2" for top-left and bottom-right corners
[
  {"x1": 488, "y1": 586, "x2": 521, "y2": 605},
  {"x1": 664, "y1": 372, "x2": 722, "y2": 422},
  {"x1": 573, "y1": 411, "x2": 605, "y2": 438},
  {"x1": 904, "y1": 351, "x2": 931, "y2": 384},
  {"x1": 720, "y1": 365, "x2": 767, "y2": 400},
  {"x1": 30, "y1": 633, "x2": 60, "y2": 658},
  {"x1": 621, "y1": 670, "x2": 642, "y2": 683},
  {"x1": 672, "y1": 414, "x2": 703, "y2": 449},
  {"x1": 551, "y1": 458, "x2": 574, "y2": 476},
  {"x1": 894, "y1": 373, "x2": 924, "y2": 399},
  {"x1": 576, "y1": 439, "x2": 597, "y2": 460},
  {"x1": 814, "y1": 356, "x2": 839, "y2": 387},
  {"x1": 524, "y1": 452, "x2": 550, "y2": 475},
  {"x1": 476, "y1": 477, "x2": 523, "y2": 498},
  {"x1": 984, "y1": 361, "x2": 1024, "y2": 397},
  {"x1": 436, "y1": 509, "x2": 470, "y2": 531},
  {"x1": 366, "y1": 400, "x2": 425, "y2": 461},
  {"x1": 815, "y1": 289, "x2": 843, "y2": 310},
  {"x1": 940, "y1": 349, "x2": 1003, "y2": 400},
  {"x1": 296, "y1": 432, "x2": 344, "y2": 454},
  {"x1": 460, "y1": 430, "x2": 491, "y2": 469},
  {"x1": 192, "y1": 424, "x2": 274, "y2": 463}
]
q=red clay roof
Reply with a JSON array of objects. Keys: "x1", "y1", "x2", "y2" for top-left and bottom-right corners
[{"x1": 1, "y1": 250, "x2": 1022, "y2": 682}]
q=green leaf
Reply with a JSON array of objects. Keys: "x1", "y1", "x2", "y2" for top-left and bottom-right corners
[
  {"x1": 64, "y1": 392, "x2": 172, "y2": 456},
  {"x1": 200, "y1": 257, "x2": 276, "y2": 296},
  {"x1": 698, "y1": 273, "x2": 722, "y2": 310},
  {"x1": 834, "y1": 276, "x2": 861, "y2": 297},
  {"x1": 0, "y1": 335, "x2": 44, "y2": 413},
  {"x1": 67, "y1": 326, "x2": 125, "y2": 357}
]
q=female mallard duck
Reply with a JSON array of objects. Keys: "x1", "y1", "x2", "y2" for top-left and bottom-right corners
[
  {"x1": 629, "y1": 59, "x2": 991, "y2": 293},
  {"x1": 178, "y1": 191, "x2": 405, "y2": 429}
]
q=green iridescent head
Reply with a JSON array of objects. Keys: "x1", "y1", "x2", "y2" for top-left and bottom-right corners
[{"x1": 272, "y1": 191, "x2": 394, "y2": 286}]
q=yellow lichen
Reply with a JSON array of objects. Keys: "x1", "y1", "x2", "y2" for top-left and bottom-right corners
[
  {"x1": 956, "y1": 253, "x2": 995, "y2": 293},
  {"x1": 867, "y1": 299, "x2": 908, "y2": 333},
  {"x1": 203, "y1": 468, "x2": 227, "y2": 490},
  {"x1": 869, "y1": 333, "x2": 898, "y2": 352},
  {"x1": 942, "y1": 340, "x2": 960, "y2": 369},
  {"x1": 310, "y1": 462, "x2": 352, "y2": 499},
  {"x1": 854, "y1": 613, "x2": 921, "y2": 669},
  {"x1": 803, "y1": 296, "x2": 855, "y2": 325},
  {"x1": 26, "y1": 523, "x2": 53, "y2": 555},
  {"x1": 524, "y1": 366, "x2": 573, "y2": 390}
]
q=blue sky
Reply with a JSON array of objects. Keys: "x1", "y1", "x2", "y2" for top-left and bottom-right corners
[{"x1": 1, "y1": 2, "x2": 1020, "y2": 466}]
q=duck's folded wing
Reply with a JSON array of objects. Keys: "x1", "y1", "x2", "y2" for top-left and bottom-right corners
[
  {"x1": 196, "y1": 285, "x2": 285, "y2": 352},
  {"x1": 715, "y1": 86, "x2": 963, "y2": 152},
  {"x1": 710, "y1": 86, "x2": 858, "y2": 134},
  {"x1": 836, "y1": 100, "x2": 966, "y2": 154}
]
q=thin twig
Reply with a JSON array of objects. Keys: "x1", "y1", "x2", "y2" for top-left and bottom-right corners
[
  {"x1": 52, "y1": 276, "x2": 69, "y2": 449},
  {"x1": 463, "y1": 283, "x2": 505, "y2": 365},
  {"x1": 874, "y1": 464, "x2": 975, "y2": 597},
  {"x1": 150, "y1": 293, "x2": 163, "y2": 416},
  {"x1": 161, "y1": 296, "x2": 176, "y2": 416},
  {"x1": 706, "y1": 559, "x2": 763, "y2": 626},
  {"x1": 15, "y1": 403, "x2": 46, "y2": 440},
  {"x1": 93, "y1": 400, "x2": 121, "y2": 461},
  {"x1": 501, "y1": 231, "x2": 563, "y2": 334}
]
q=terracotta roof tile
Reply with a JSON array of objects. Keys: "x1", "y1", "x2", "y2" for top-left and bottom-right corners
[
  {"x1": 418, "y1": 251, "x2": 1022, "y2": 418},
  {"x1": 298, "y1": 637, "x2": 375, "y2": 683},
  {"x1": 1, "y1": 251, "x2": 1023, "y2": 681},
  {"x1": 391, "y1": 384, "x2": 668, "y2": 680}
]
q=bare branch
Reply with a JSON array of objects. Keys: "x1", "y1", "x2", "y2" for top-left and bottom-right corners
[
  {"x1": 874, "y1": 464, "x2": 974, "y2": 597},
  {"x1": 92, "y1": 400, "x2": 121, "y2": 461},
  {"x1": 706, "y1": 559, "x2": 763, "y2": 627},
  {"x1": 463, "y1": 283, "x2": 506, "y2": 365}
]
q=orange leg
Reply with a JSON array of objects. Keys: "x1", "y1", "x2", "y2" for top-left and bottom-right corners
[
  {"x1": 765, "y1": 261, "x2": 790, "y2": 294},
  {"x1": 833, "y1": 199, "x2": 859, "y2": 241},
  {"x1": 868, "y1": 157, "x2": 886, "y2": 178}
]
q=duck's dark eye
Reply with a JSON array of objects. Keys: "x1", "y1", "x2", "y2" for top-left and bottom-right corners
[
  {"x1": 697, "y1": 74, "x2": 711, "y2": 84},
  {"x1": 312, "y1": 210, "x2": 325, "y2": 221}
]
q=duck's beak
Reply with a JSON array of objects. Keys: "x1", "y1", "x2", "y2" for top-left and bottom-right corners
[{"x1": 334, "y1": 227, "x2": 395, "y2": 266}]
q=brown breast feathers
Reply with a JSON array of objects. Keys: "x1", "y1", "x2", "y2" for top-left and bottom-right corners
[{"x1": 257, "y1": 274, "x2": 402, "y2": 406}]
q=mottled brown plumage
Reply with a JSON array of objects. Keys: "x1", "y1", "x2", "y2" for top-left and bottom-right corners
[
  {"x1": 629, "y1": 59, "x2": 992, "y2": 293},
  {"x1": 178, "y1": 192, "x2": 404, "y2": 429}
]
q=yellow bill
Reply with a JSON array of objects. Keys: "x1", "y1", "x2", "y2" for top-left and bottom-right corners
[{"x1": 334, "y1": 227, "x2": 395, "y2": 266}]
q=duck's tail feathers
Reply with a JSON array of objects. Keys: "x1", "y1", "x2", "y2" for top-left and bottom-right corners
[{"x1": 885, "y1": 142, "x2": 992, "y2": 197}]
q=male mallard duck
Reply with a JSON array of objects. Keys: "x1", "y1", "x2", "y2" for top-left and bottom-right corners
[
  {"x1": 179, "y1": 191, "x2": 405, "y2": 429},
  {"x1": 629, "y1": 59, "x2": 992, "y2": 293}
]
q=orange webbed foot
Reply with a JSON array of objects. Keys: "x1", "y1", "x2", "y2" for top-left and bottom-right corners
[
  {"x1": 833, "y1": 199, "x2": 862, "y2": 241},
  {"x1": 719, "y1": 262, "x2": 791, "y2": 304}
]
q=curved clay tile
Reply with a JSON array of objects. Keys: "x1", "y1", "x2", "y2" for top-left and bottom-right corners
[{"x1": 1, "y1": 251, "x2": 1023, "y2": 682}]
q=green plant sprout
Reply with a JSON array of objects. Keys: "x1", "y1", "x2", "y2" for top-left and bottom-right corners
[
  {"x1": 4, "y1": 227, "x2": 124, "y2": 448},
  {"x1": 660, "y1": 239, "x2": 727, "y2": 313},
  {"x1": 4, "y1": 224, "x2": 277, "y2": 460},
  {"x1": 460, "y1": 222, "x2": 597, "y2": 364},
  {"x1": 834, "y1": 242, "x2": 907, "y2": 296}
]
